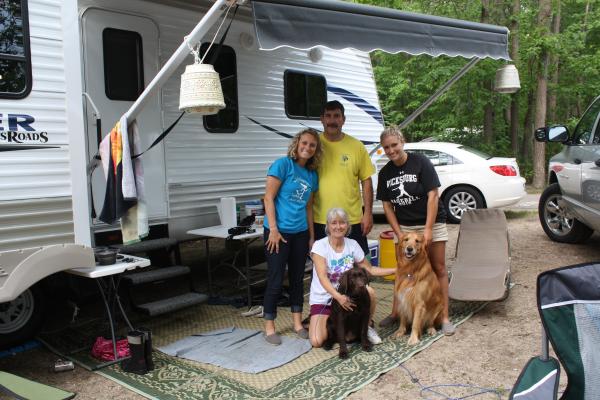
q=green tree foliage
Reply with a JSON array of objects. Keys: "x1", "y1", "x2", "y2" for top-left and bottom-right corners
[{"x1": 355, "y1": 0, "x2": 600, "y2": 178}]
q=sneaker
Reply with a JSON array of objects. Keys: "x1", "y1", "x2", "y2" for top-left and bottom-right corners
[
  {"x1": 441, "y1": 322, "x2": 456, "y2": 336},
  {"x1": 367, "y1": 326, "x2": 382, "y2": 345},
  {"x1": 241, "y1": 305, "x2": 263, "y2": 317},
  {"x1": 378, "y1": 315, "x2": 398, "y2": 328}
]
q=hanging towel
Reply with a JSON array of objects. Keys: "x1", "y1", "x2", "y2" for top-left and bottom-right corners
[
  {"x1": 98, "y1": 115, "x2": 148, "y2": 243},
  {"x1": 121, "y1": 119, "x2": 148, "y2": 244}
]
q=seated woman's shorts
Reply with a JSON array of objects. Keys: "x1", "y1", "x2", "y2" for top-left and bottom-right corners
[
  {"x1": 310, "y1": 304, "x2": 331, "y2": 316},
  {"x1": 400, "y1": 222, "x2": 449, "y2": 242}
]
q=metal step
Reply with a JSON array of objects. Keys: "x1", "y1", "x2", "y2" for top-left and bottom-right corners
[
  {"x1": 137, "y1": 292, "x2": 209, "y2": 316},
  {"x1": 122, "y1": 265, "x2": 191, "y2": 285},
  {"x1": 115, "y1": 237, "x2": 178, "y2": 254}
]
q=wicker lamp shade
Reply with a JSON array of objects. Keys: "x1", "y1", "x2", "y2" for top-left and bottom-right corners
[
  {"x1": 179, "y1": 63, "x2": 225, "y2": 114},
  {"x1": 494, "y1": 64, "x2": 521, "y2": 94}
]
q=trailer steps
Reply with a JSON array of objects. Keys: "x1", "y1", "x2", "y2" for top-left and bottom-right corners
[
  {"x1": 137, "y1": 292, "x2": 209, "y2": 317},
  {"x1": 121, "y1": 265, "x2": 190, "y2": 285},
  {"x1": 116, "y1": 238, "x2": 207, "y2": 317}
]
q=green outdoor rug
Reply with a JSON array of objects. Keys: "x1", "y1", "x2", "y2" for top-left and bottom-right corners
[{"x1": 39, "y1": 281, "x2": 487, "y2": 400}]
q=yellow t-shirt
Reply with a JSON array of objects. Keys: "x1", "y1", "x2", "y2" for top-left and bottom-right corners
[{"x1": 314, "y1": 133, "x2": 376, "y2": 224}]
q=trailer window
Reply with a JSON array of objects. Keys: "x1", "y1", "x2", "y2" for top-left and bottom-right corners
[
  {"x1": 284, "y1": 71, "x2": 326, "y2": 119},
  {"x1": 201, "y1": 43, "x2": 238, "y2": 133},
  {"x1": 0, "y1": 0, "x2": 32, "y2": 99},
  {"x1": 103, "y1": 28, "x2": 144, "y2": 101}
]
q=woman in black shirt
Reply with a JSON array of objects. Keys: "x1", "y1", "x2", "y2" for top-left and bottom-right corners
[{"x1": 376, "y1": 126, "x2": 455, "y2": 336}]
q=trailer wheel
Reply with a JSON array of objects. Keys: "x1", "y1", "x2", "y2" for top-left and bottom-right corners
[{"x1": 0, "y1": 286, "x2": 45, "y2": 349}]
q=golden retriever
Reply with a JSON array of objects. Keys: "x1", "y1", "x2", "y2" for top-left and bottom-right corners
[{"x1": 393, "y1": 232, "x2": 444, "y2": 345}]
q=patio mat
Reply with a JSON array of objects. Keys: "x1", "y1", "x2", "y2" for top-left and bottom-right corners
[
  {"x1": 38, "y1": 281, "x2": 487, "y2": 400},
  {"x1": 159, "y1": 327, "x2": 312, "y2": 373}
]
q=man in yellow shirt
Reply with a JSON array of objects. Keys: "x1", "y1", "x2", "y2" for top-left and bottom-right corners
[{"x1": 313, "y1": 101, "x2": 375, "y2": 252}]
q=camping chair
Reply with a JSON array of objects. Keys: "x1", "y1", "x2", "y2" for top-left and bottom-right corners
[
  {"x1": 510, "y1": 262, "x2": 600, "y2": 400},
  {"x1": 0, "y1": 371, "x2": 75, "y2": 400},
  {"x1": 448, "y1": 209, "x2": 510, "y2": 301}
]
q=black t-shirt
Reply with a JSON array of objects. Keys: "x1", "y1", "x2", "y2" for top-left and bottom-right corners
[{"x1": 376, "y1": 152, "x2": 446, "y2": 225}]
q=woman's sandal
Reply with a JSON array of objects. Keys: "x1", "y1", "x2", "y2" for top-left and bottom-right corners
[
  {"x1": 264, "y1": 333, "x2": 282, "y2": 345},
  {"x1": 295, "y1": 328, "x2": 309, "y2": 340}
]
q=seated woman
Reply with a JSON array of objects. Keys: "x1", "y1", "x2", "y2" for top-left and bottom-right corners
[{"x1": 308, "y1": 207, "x2": 396, "y2": 348}]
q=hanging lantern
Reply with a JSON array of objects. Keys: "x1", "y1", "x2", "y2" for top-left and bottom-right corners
[
  {"x1": 494, "y1": 64, "x2": 521, "y2": 94},
  {"x1": 179, "y1": 63, "x2": 225, "y2": 114}
]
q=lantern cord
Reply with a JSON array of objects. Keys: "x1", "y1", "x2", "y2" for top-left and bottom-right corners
[{"x1": 185, "y1": 1, "x2": 235, "y2": 65}]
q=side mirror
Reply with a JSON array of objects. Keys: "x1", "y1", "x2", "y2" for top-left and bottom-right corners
[
  {"x1": 534, "y1": 127, "x2": 548, "y2": 142},
  {"x1": 534, "y1": 125, "x2": 569, "y2": 143}
]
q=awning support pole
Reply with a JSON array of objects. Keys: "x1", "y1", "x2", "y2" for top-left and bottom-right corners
[
  {"x1": 123, "y1": 0, "x2": 231, "y2": 124},
  {"x1": 369, "y1": 57, "x2": 480, "y2": 156},
  {"x1": 398, "y1": 57, "x2": 480, "y2": 130}
]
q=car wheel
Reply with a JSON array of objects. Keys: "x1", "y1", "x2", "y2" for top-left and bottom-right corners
[
  {"x1": 443, "y1": 186, "x2": 484, "y2": 224},
  {"x1": 538, "y1": 183, "x2": 593, "y2": 243},
  {"x1": 0, "y1": 286, "x2": 45, "y2": 349}
]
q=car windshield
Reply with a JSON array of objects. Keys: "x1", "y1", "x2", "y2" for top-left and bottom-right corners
[{"x1": 458, "y1": 145, "x2": 492, "y2": 160}]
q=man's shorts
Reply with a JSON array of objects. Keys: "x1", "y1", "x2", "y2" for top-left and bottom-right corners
[
  {"x1": 399, "y1": 222, "x2": 449, "y2": 242},
  {"x1": 310, "y1": 304, "x2": 332, "y2": 316}
]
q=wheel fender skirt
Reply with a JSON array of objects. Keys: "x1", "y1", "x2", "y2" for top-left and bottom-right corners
[{"x1": 0, "y1": 245, "x2": 94, "y2": 303}]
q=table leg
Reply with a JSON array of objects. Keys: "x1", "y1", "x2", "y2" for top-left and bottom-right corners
[
  {"x1": 205, "y1": 238, "x2": 213, "y2": 297},
  {"x1": 244, "y1": 239, "x2": 252, "y2": 310},
  {"x1": 112, "y1": 276, "x2": 134, "y2": 331},
  {"x1": 92, "y1": 276, "x2": 133, "y2": 371},
  {"x1": 94, "y1": 279, "x2": 119, "y2": 370}
]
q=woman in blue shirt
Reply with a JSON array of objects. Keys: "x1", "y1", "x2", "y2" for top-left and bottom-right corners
[{"x1": 263, "y1": 129, "x2": 322, "y2": 345}]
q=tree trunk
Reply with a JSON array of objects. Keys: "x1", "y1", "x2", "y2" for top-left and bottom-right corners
[
  {"x1": 481, "y1": 0, "x2": 494, "y2": 145},
  {"x1": 510, "y1": 0, "x2": 520, "y2": 156},
  {"x1": 577, "y1": 0, "x2": 591, "y2": 114},
  {"x1": 532, "y1": 0, "x2": 553, "y2": 189},
  {"x1": 547, "y1": 2, "x2": 561, "y2": 123},
  {"x1": 522, "y1": 86, "x2": 535, "y2": 161}
]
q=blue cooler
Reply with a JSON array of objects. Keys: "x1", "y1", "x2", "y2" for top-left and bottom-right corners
[{"x1": 367, "y1": 239, "x2": 379, "y2": 266}]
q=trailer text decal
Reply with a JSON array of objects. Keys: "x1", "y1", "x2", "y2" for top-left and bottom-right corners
[{"x1": 0, "y1": 114, "x2": 49, "y2": 144}]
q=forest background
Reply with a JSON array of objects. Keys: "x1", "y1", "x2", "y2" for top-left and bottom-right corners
[{"x1": 355, "y1": 0, "x2": 600, "y2": 187}]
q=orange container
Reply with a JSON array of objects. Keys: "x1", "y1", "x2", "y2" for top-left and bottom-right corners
[{"x1": 379, "y1": 231, "x2": 396, "y2": 280}]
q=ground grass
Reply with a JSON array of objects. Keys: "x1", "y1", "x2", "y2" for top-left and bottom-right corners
[
  {"x1": 504, "y1": 210, "x2": 537, "y2": 220},
  {"x1": 525, "y1": 184, "x2": 544, "y2": 194}
]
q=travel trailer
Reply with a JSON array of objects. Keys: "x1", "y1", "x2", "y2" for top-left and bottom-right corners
[{"x1": 0, "y1": 0, "x2": 510, "y2": 347}]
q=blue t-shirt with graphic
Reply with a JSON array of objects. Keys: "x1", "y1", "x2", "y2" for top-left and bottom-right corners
[{"x1": 265, "y1": 157, "x2": 318, "y2": 233}]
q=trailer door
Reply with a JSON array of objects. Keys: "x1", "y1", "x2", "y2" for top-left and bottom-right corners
[{"x1": 82, "y1": 9, "x2": 167, "y2": 226}]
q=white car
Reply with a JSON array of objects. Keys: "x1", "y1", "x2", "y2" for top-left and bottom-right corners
[{"x1": 373, "y1": 142, "x2": 527, "y2": 223}]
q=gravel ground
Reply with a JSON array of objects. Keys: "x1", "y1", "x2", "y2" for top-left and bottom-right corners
[{"x1": 1, "y1": 212, "x2": 599, "y2": 400}]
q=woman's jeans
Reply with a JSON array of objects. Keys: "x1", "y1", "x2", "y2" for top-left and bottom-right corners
[{"x1": 263, "y1": 228, "x2": 309, "y2": 320}]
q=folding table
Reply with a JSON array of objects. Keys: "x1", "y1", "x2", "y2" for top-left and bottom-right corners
[
  {"x1": 67, "y1": 254, "x2": 150, "y2": 370},
  {"x1": 187, "y1": 225, "x2": 263, "y2": 309}
]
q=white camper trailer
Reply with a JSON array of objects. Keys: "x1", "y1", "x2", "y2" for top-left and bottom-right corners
[
  {"x1": 0, "y1": 0, "x2": 510, "y2": 347},
  {"x1": 0, "y1": 0, "x2": 384, "y2": 346}
]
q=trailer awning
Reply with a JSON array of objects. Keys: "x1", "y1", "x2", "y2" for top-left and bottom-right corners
[{"x1": 252, "y1": 0, "x2": 510, "y2": 60}]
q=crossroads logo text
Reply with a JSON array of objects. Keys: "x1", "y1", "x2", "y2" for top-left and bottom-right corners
[{"x1": 0, "y1": 113, "x2": 49, "y2": 144}]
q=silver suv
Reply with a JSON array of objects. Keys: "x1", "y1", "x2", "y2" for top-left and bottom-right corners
[{"x1": 535, "y1": 95, "x2": 600, "y2": 243}]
